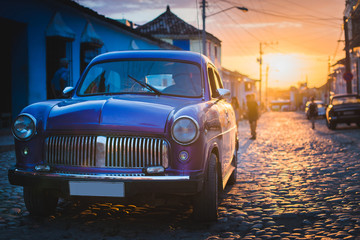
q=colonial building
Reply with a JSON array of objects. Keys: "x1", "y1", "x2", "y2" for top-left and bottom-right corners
[
  {"x1": 0, "y1": 0, "x2": 177, "y2": 128},
  {"x1": 331, "y1": 0, "x2": 360, "y2": 95},
  {"x1": 137, "y1": 6, "x2": 222, "y2": 69},
  {"x1": 330, "y1": 60, "x2": 348, "y2": 95},
  {"x1": 221, "y1": 68, "x2": 257, "y2": 109}
]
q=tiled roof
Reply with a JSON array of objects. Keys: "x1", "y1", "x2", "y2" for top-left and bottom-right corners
[
  {"x1": 138, "y1": 6, "x2": 200, "y2": 35},
  {"x1": 138, "y1": 6, "x2": 221, "y2": 44}
]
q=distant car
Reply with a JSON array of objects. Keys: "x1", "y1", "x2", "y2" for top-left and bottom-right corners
[
  {"x1": 281, "y1": 105, "x2": 290, "y2": 112},
  {"x1": 8, "y1": 50, "x2": 238, "y2": 221},
  {"x1": 305, "y1": 100, "x2": 326, "y2": 119},
  {"x1": 326, "y1": 94, "x2": 360, "y2": 130}
]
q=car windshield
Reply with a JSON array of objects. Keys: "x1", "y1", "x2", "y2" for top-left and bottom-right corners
[
  {"x1": 78, "y1": 60, "x2": 202, "y2": 97},
  {"x1": 332, "y1": 96, "x2": 360, "y2": 105}
]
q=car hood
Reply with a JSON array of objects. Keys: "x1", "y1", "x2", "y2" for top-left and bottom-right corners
[{"x1": 46, "y1": 96, "x2": 194, "y2": 134}]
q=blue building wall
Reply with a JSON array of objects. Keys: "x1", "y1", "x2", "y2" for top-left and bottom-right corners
[
  {"x1": 0, "y1": 0, "x2": 174, "y2": 121},
  {"x1": 173, "y1": 39, "x2": 190, "y2": 51}
]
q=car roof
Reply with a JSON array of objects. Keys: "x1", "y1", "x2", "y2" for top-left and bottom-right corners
[
  {"x1": 90, "y1": 50, "x2": 210, "y2": 66},
  {"x1": 306, "y1": 100, "x2": 323, "y2": 104},
  {"x1": 331, "y1": 94, "x2": 360, "y2": 99}
]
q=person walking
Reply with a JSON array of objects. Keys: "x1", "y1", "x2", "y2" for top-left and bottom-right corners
[
  {"x1": 308, "y1": 97, "x2": 318, "y2": 129},
  {"x1": 246, "y1": 94, "x2": 259, "y2": 140},
  {"x1": 51, "y1": 58, "x2": 69, "y2": 99}
]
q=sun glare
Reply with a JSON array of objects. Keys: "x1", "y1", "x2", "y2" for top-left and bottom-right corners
[{"x1": 263, "y1": 53, "x2": 303, "y2": 88}]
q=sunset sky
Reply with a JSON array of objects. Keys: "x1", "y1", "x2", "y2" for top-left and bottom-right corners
[{"x1": 77, "y1": 0, "x2": 345, "y2": 89}]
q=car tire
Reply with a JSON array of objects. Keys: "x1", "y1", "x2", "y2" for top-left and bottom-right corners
[
  {"x1": 23, "y1": 187, "x2": 58, "y2": 216},
  {"x1": 326, "y1": 119, "x2": 336, "y2": 130},
  {"x1": 193, "y1": 153, "x2": 218, "y2": 221},
  {"x1": 227, "y1": 153, "x2": 237, "y2": 185}
]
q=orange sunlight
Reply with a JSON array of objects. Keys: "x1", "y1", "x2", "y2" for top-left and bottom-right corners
[
  {"x1": 264, "y1": 53, "x2": 304, "y2": 89},
  {"x1": 223, "y1": 53, "x2": 329, "y2": 90}
]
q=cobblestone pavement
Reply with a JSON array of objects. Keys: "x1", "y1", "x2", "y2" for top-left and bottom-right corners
[{"x1": 0, "y1": 112, "x2": 359, "y2": 240}]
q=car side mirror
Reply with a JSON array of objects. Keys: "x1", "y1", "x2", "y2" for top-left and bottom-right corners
[
  {"x1": 217, "y1": 88, "x2": 231, "y2": 100},
  {"x1": 62, "y1": 86, "x2": 75, "y2": 98}
]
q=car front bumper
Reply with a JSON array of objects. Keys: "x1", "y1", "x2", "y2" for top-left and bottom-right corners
[{"x1": 8, "y1": 167, "x2": 204, "y2": 197}]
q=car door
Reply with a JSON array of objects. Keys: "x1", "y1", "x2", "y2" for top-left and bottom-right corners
[
  {"x1": 207, "y1": 66, "x2": 236, "y2": 179},
  {"x1": 213, "y1": 68, "x2": 236, "y2": 172}
]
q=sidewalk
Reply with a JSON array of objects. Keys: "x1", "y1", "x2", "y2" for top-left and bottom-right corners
[{"x1": 0, "y1": 128, "x2": 14, "y2": 153}]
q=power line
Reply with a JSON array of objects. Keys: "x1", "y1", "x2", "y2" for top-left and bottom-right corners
[
  {"x1": 247, "y1": 8, "x2": 341, "y2": 28},
  {"x1": 331, "y1": 27, "x2": 344, "y2": 63}
]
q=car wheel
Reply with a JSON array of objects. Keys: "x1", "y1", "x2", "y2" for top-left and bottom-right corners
[
  {"x1": 23, "y1": 187, "x2": 58, "y2": 216},
  {"x1": 326, "y1": 119, "x2": 336, "y2": 130},
  {"x1": 227, "y1": 153, "x2": 237, "y2": 185},
  {"x1": 193, "y1": 153, "x2": 218, "y2": 221}
]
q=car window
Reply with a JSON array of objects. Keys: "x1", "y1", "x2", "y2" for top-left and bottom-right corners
[
  {"x1": 332, "y1": 96, "x2": 360, "y2": 105},
  {"x1": 78, "y1": 60, "x2": 202, "y2": 97},
  {"x1": 146, "y1": 74, "x2": 173, "y2": 91},
  {"x1": 208, "y1": 66, "x2": 222, "y2": 98},
  {"x1": 213, "y1": 69, "x2": 224, "y2": 89}
]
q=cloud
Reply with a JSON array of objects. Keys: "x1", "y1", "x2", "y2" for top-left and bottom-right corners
[
  {"x1": 77, "y1": 0, "x2": 105, "y2": 8},
  {"x1": 77, "y1": 0, "x2": 199, "y2": 24}
]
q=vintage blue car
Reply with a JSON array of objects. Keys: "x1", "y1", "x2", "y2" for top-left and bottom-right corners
[{"x1": 9, "y1": 50, "x2": 238, "y2": 221}]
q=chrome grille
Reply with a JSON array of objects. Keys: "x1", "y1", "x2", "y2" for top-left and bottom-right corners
[
  {"x1": 46, "y1": 136, "x2": 97, "y2": 167},
  {"x1": 45, "y1": 136, "x2": 168, "y2": 169},
  {"x1": 106, "y1": 136, "x2": 168, "y2": 168}
]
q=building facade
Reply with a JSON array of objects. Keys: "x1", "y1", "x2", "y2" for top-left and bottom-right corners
[
  {"x1": 330, "y1": 0, "x2": 360, "y2": 96},
  {"x1": 221, "y1": 68, "x2": 258, "y2": 109}
]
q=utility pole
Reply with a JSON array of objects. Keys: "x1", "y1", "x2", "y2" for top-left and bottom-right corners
[
  {"x1": 202, "y1": 0, "x2": 207, "y2": 56},
  {"x1": 265, "y1": 64, "x2": 269, "y2": 110},
  {"x1": 344, "y1": 16, "x2": 353, "y2": 94},
  {"x1": 258, "y1": 42, "x2": 277, "y2": 106},
  {"x1": 201, "y1": 1, "x2": 247, "y2": 57},
  {"x1": 259, "y1": 42, "x2": 263, "y2": 105}
]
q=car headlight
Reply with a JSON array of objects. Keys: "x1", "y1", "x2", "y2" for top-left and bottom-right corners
[
  {"x1": 12, "y1": 114, "x2": 37, "y2": 141},
  {"x1": 171, "y1": 116, "x2": 199, "y2": 145}
]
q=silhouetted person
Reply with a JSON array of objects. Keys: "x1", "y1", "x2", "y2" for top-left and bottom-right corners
[
  {"x1": 246, "y1": 94, "x2": 259, "y2": 140},
  {"x1": 308, "y1": 96, "x2": 318, "y2": 129},
  {"x1": 51, "y1": 58, "x2": 69, "y2": 98}
]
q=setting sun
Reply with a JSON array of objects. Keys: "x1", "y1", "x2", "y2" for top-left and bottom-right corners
[{"x1": 263, "y1": 53, "x2": 303, "y2": 88}]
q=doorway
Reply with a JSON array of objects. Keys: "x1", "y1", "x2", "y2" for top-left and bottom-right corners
[{"x1": 0, "y1": 18, "x2": 28, "y2": 128}]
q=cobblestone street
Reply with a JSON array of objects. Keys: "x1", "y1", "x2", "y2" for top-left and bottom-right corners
[{"x1": 0, "y1": 111, "x2": 359, "y2": 239}]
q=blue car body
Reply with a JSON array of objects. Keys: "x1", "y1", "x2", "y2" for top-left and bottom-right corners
[{"x1": 9, "y1": 50, "x2": 238, "y2": 221}]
